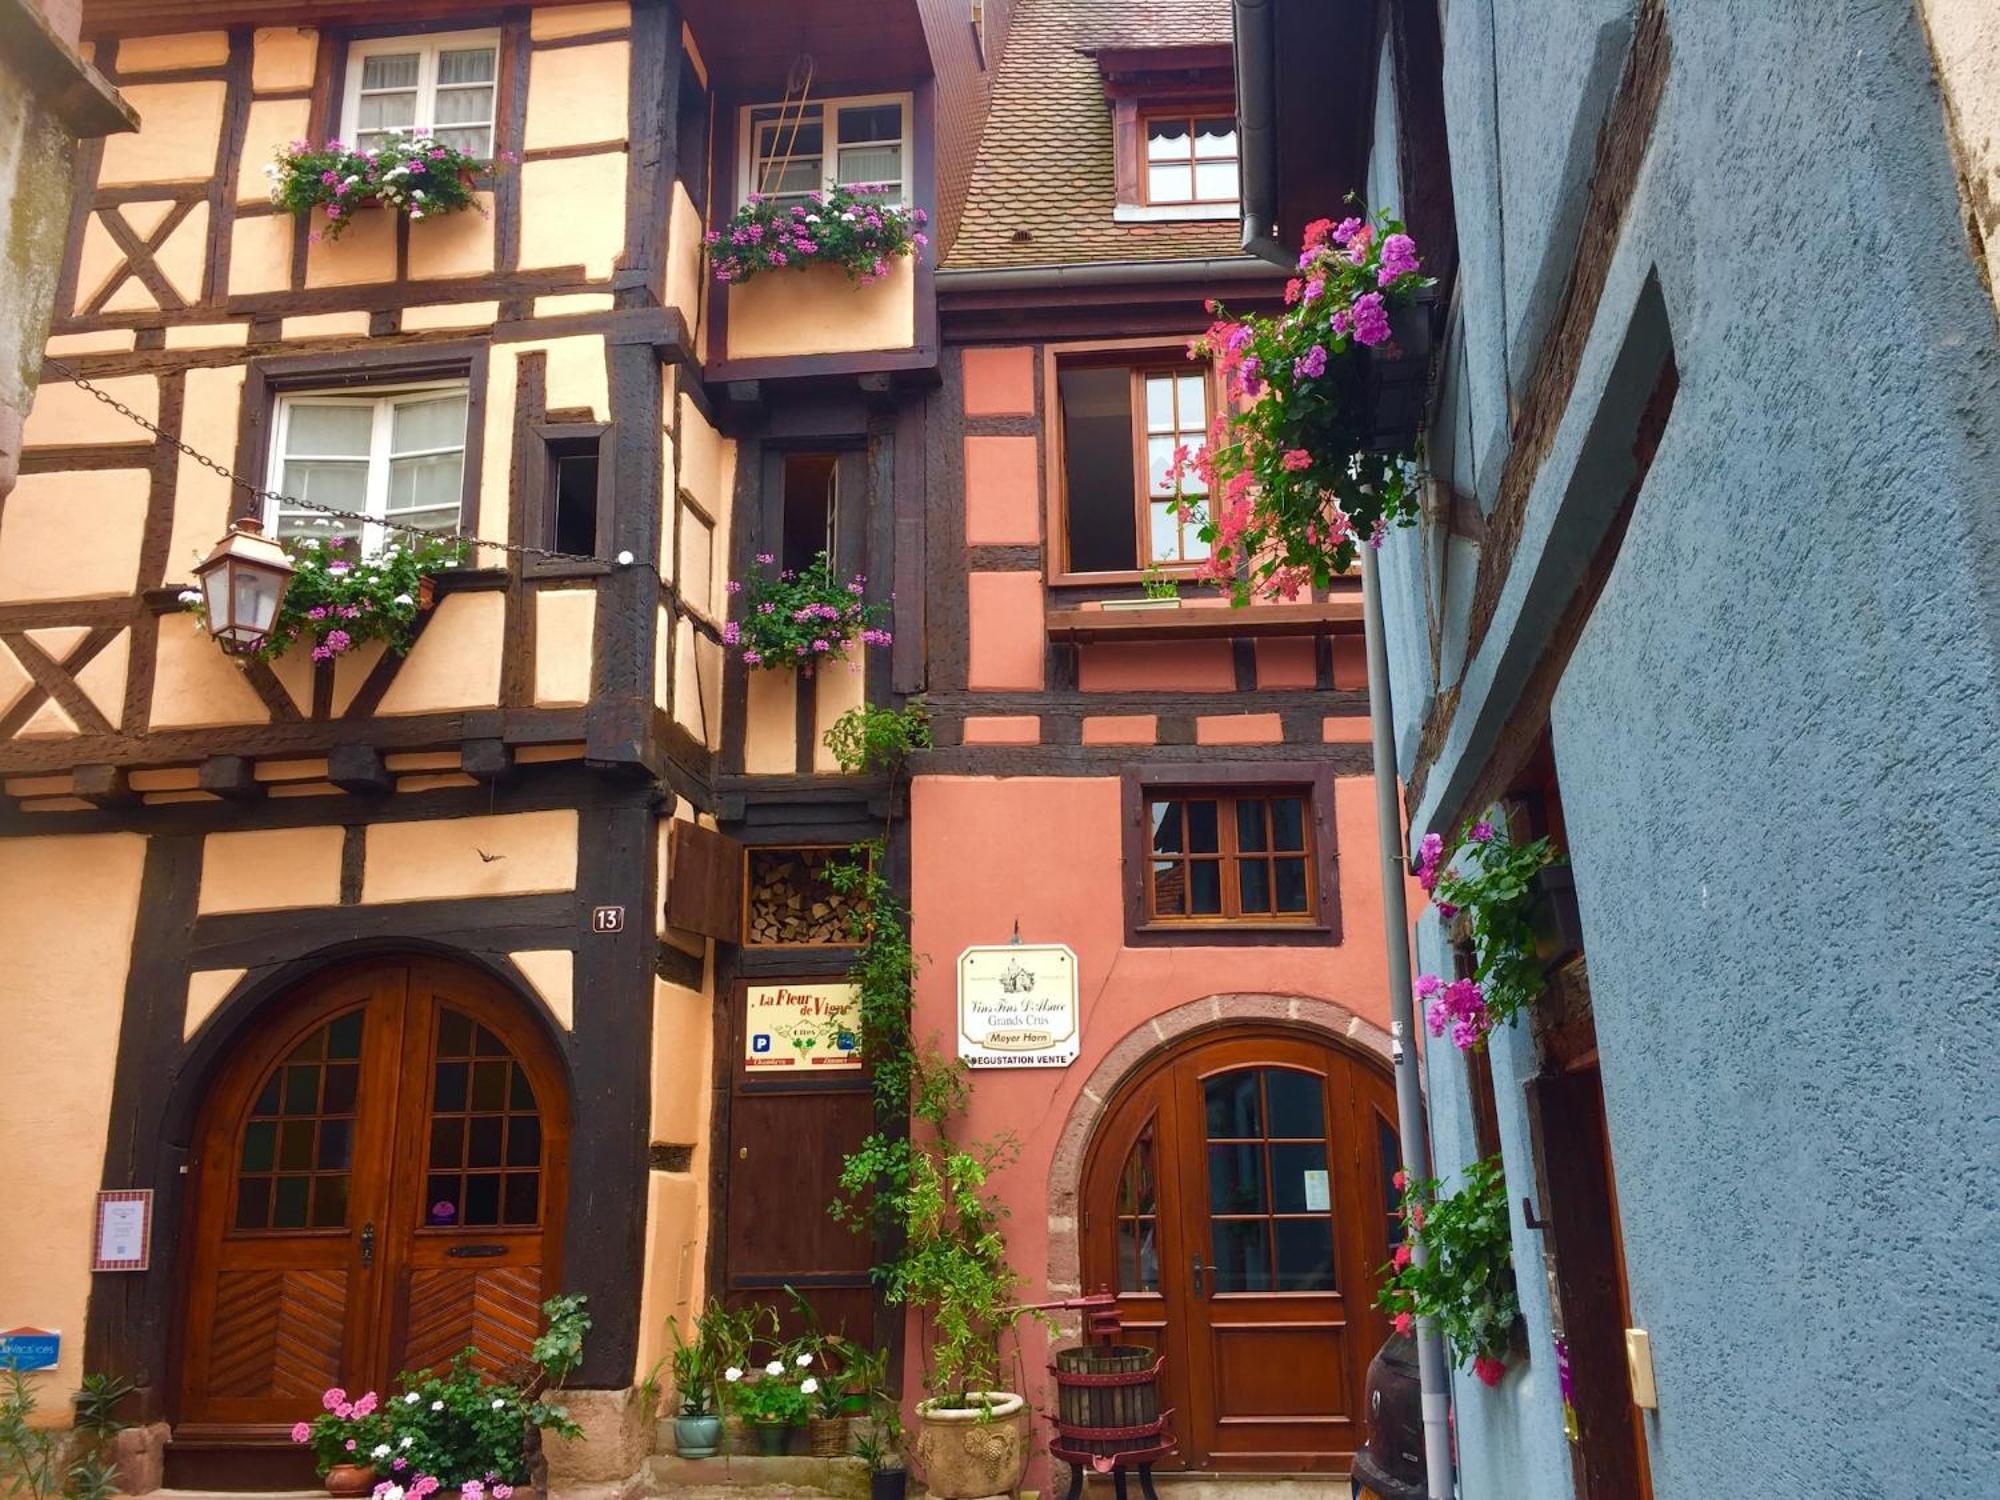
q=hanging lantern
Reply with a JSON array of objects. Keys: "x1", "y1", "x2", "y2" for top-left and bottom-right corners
[{"x1": 195, "y1": 515, "x2": 295, "y2": 655}]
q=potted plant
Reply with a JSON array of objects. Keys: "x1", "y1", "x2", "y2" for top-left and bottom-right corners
[
  {"x1": 1376, "y1": 1156, "x2": 1521, "y2": 1388},
  {"x1": 181, "y1": 532, "x2": 460, "y2": 664},
  {"x1": 668, "y1": 1302, "x2": 739, "y2": 1459},
  {"x1": 267, "y1": 130, "x2": 504, "y2": 240},
  {"x1": 1100, "y1": 566, "x2": 1185, "y2": 612},
  {"x1": 1175, "y1": 205, "x2": 1434, "y2": 604},
  {"x1": 292, "y1": 1389, "x2": 389, "y2": 1496},
  {"x1": 705, "y1": 183, "x2": 928, "y2": 285},
  {"x1": 854, "y1": 1402, "x2": 908, "y2": 1500},
  {"x1": 725, "y1": 550, "x2": 892, "y2": 674},
  {"x1": 803, "y1": 1346, "x2": 852, "y2": 1458},
  {"x1": 1411, "y1": 819, "x2": 1566, "y2": 1051},
  {"x1": 724, "y1": 1355, "x2": 813, "y2": 1456}
]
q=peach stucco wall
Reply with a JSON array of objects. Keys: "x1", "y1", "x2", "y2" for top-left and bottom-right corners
[
  {"x1": 907, "y1": 774, "x2": 1392, "y2": 1458},
  {"x1": 0, "y1": 834, "x2": 147, "y2": 1410},
  {"x1": 724, "y1": 258, "x2": 917, "y2": 362}
]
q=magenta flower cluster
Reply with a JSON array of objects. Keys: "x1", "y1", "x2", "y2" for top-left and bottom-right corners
[
  {"x1": 706, "y1": 183, "x2": 926, "y2": 284},
  {"x1": 727, "y1": 550, "x2": 891, "y2": 672}
]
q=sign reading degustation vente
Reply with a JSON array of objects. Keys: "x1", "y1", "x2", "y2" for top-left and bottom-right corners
[{"x1": 956, "y1": 943, "x2": 1080, "y2": 1068}]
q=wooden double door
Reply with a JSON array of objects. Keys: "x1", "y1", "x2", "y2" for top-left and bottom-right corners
[
  {"x1": 178, "y1": 958, "x2": 569, "y2": 1434},
  {"x1": 1081, "y1": 1030, "x2": 1400, "y2": 1472}
]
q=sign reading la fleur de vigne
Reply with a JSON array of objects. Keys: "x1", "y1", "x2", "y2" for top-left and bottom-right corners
[
  {"x1": 956, "y1": 943, "x2": 1080, "y2": 1069},
  {"x1": 743, "y1": 982, "x2": 862, "y2": 1071}
]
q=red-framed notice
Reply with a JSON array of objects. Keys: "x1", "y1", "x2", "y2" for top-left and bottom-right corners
[{"x1": 91, "y1": 1189, "x2": 152, "y2": 1272}]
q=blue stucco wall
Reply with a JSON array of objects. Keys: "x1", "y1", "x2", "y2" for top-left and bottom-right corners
[{"x1": 1379, "y1": 1, "x2": 2000, "y2": 1496}]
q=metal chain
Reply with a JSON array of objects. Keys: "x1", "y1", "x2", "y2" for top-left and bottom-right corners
[{"x1": 42, "y1": 357, "x2": 643, "y2": 571}]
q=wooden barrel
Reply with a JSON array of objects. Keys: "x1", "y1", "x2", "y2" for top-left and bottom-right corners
[{"x1": 1049, "y1": 1344, "x2": 1169, "y2": 1467}]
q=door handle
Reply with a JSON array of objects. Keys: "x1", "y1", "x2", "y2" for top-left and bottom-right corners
[
  {"x1": 359, "y1": 1221, "x2": 376, "y2": 1267},
  {"x1": 1191, "y1": 1255, "x2": 1211, "y2": 1297}
]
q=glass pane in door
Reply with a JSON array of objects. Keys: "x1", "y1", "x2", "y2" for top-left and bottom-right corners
[{"x1": 1202, "y1": 1067, "x2": 1337, "y2": 1292}]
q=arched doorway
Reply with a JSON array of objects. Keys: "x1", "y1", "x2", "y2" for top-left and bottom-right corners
[
  {"x1": 176, "y1": 956, "x2": 569, "y2": 1435},
  {"x1": 1079, "y1": 1025, "x2": 1399, "y2": 1473}
]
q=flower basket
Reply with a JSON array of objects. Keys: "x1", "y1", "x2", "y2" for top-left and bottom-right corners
[
  {"x1": 707, "y1": 183, "x2": 928, "y2": 285},
  {"x1": 1364, "y1": 282, "x2": 1439, "y2": 453},
  {"x1": 268, "y1": 133, "x2": 501, "y2": 240},
  {"x1": 807, "y1": 1414, "x2": 850, "y2": 1457}
]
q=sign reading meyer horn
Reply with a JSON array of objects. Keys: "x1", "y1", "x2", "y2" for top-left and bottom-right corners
[{"x1": 956, "y1": 942, "x2": 1080, "y2": 1068}]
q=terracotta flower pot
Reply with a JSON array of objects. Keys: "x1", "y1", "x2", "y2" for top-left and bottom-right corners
[
  {"x1": 325, "y1": 1464, "x2": 377, "y2": 1498},
  {"x1": 807, "y1": 1415, "x2": 850, "y2": 1457},
  {"x1": 912, "y1": 1393, "x2": 1029, "y2": 1500}
]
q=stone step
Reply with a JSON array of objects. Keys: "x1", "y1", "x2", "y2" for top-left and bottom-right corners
[{"x1": 639, "y1": 1455, "x2": 868, "y2": 1500}]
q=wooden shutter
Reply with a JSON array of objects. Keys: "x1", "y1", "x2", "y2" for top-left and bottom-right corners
[{"x1": 665, "y1": 820, "x2": 743, "y2": 940}]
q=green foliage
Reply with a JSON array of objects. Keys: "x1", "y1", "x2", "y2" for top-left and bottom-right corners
[
  {"x1": 822, "y1": 700, "x2": 932, "y2": 777},
  {"x1": 708, "y1": 184, "x2": 928, "y2": 284},
  {"x1": 1139, "y1": 566, "x2": 1181, "y2": 602},
  {"x1": 723, "y1": 1361, "x2": 813, "y2": 1427},
  {"x1": 730, "y1": 551, "x2": 892, "y2": 672},
  {"x1": 268, "y1": 134, "x2": 495, "y2": 239},
  {"x1": 853, "y1": 1392, "x2": 906, "y2": 1474},
  {"x1": 0, "y1": 1366, "x2": 129, "y2": 1500},
  {"x1": 530, "y1": 1294, "x2": 591, "y2": 1391},
  {"x1": 1419, "y1": 820, "x2": 1566, "y2": 1046},
  {"x1": 669, "y1": 1300, "x2": 762, "y2": 1418},
  {"x1": 823, "y1": 844, "x2": 920, "y2": 1115},
  {"x1": 184, "y1": 533, "x2": 464, "y2": 663},
  {"x1": 1375, "y1": 1156, "x2": 1520, "y2": 1375}
]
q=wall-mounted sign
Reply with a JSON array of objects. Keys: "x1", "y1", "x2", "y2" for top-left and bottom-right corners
[
  {"x1": 92, "y1": 1190, "x2": 152, "y2": 1272},
  {"x1": 957, "y1": 943, "x2": 1080, "y2": 1069},
  {"x1": 0, "y1": 1328, "x2": 60, "y2": 1372},
  {"x1": 744, "y1": 983, "x2": 862, "y2": 1071},
  {"x1": 591, "y1": 905, "x2": 626, "y2": 933}
]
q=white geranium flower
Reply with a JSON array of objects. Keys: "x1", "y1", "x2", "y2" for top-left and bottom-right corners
[
  {"x1": 177, "y1": 588, "x2": 201, "y2": 604},
  {"x1": 381, "y1": 1487, "x2": 404, "y2": 1500},
  {"x1": 723, "y1": 1366, "x2": 743, "y2": 1383},
  {"x1": 399, "y1": 1436, "x2": 414, "y2": 1448},
  {"x1": 430, "y1": 1400, "x2": 444, "y2": 1411},
  {"x1": 800, "y1": 1378, "x2": 818, "y2": 1396},
  {"x1": 764, "y1": 1360, "x2": 783, "y2": 1377},
  {"x1": 393, "y1": 593, "x2": 414, "y2": 607},
  {"x1": 371, "y1": 1445, "x2": 391, "y2": 1460},
  {"x1": 795, "y1": 1353, "x2": 812, "y2": 1368},
  {"x1": 491, "y1": 1399, "x2": 506, "y2": 1410},
  {"x1": 403, "y1": 1392, "x2": 420, "y2": 1404}
]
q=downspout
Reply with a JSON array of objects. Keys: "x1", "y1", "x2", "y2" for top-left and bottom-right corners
[
  {"x1": 1362, "y1": 547, "x2": 1457, "y2": 1500},
  {"x1": 1231, "y1": 0, "x2": 1289, "y2": 267}
]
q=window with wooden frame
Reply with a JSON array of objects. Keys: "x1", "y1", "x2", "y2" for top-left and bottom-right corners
[
  {"x1": 1121, "y1": 766, "x2": 1342, "y2": 946},
  {"x1": 522, "y1": 423, "x2": 609, "y2": 570},
  {"x1": 1141, "y1": 112, "x2": 1239, "y2": 205},
  {"x1": 266, "y1": 384, "x2": 469, "y2": 552},
  {"x1": 738, "y1": 93, "x2": 910, "y2": 206},
  {"x1": 341, "y1": 30, "x2": 500, "y2": 157},
  {"x1": 1146, "y1": 789, "x2": 1315, "y2": 926},
  {"x1": 1054, "y1": 359, "x2": 1211, "y2": 576}
]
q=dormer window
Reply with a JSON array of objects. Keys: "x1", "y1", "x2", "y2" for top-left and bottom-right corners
[
  {"x1": 739, "y1": 94, "x2": 910, "y2": 206},
  {"x1": 1097, "y1": 44, "x2": 1239, "y2": 223}
]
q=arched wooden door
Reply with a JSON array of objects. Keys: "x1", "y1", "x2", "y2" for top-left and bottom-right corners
[
  {"x1": 177, "y1": 957, "x2": 569, "y2": 1436},
  {"x1": 1080, "y1": 1028, "x2": 1399, "y2": 1473}
]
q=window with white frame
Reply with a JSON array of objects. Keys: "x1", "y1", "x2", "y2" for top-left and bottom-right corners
[
  {"x1": 268, "y1": 386, "x2": 470, "y2": 551},
  {"x1": 342, "y1": 31, "x2": 500, "y2": 157},
  {"x1": 740, "y1": 94, "x2": 909, "y2": 205}
]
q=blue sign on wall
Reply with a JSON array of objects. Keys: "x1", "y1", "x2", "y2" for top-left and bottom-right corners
[{"x1": 0, "y1": 1329, "x2": 60, "y2": 1372}]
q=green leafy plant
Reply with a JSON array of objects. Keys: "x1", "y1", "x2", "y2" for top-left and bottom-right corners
[
  {"x1": 723, "y1": 1359, "x2": 815, "y2": 1427},
  {"x1": 0, "y1": 1366, "x2": 130, "y2": 1500},
  {"x1": 181, "y1": 532, "x2": 464, "y2": 663},
  {"x1": 268, "y1": 132, "x2": 500, "y2": 240},
  {"x1": 1376, "y1": 1155, "x2": 1520, "y2": 1386},
  {"x1": 1177, "y1": 205, "x2": 1432, "y2": 603},
  {"x1": 1139, "y1": 566, "x2": 1181, "y2": 602},
  {"x1": 669, "y1": 1300, "x2": 761, "y2": 1419},
  {"x1": 822, "y1": 700, "x2": 932, "y2": 778},
  {"x1": 853, "y1": 1396, "x2": 906, "y2": 1475},
  {"x1": 292, "y1": 1389, "x2": 391, "y2": 1476},
  {"x1": 726, "y1": 550, "x2": 892, "y2": 673},
  {"x1": 1412, "y1": 818, "x2": 1565, "y2": 1049},
  {"x1": 706, "y1": 184, "x2": 928, "y2": 284},
  {"x1": 377, "y1": 1356, "x2": 544, "y2": 1486}
]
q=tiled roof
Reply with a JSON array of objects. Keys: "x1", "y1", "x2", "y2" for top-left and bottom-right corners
[{"x1": 945, "y1": 0, "x2": 1250, "y2": 270}]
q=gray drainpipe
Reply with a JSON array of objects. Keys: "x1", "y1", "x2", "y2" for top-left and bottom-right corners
[
  {"x1": 1362, "y1": 548, "x2": 1457, "y2": 1500},
  {"x1": 1231, "y1": 0, "x2": 1289, "y2": 267}
]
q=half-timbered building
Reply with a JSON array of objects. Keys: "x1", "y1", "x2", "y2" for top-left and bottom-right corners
[{"x1": 5, "y1": 0, "x2": 1409, "y2": 1492}]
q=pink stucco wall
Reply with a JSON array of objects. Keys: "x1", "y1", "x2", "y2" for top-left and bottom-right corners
[{"x1": 903, "y1": 772, "x2": 1397, "y2": 1481}]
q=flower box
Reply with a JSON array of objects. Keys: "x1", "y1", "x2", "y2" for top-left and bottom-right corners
[
  {"x1": 1097, "y1": 597, "x2": 1183, "y2": 612},
  {"x1": 1364, "y1": 282, "x2": 1439, "y2": 454}
]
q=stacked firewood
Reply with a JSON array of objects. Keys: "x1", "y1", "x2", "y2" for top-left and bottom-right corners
[{"x1": 745, "y1": 847, "x2": 857, "y2": 945}]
